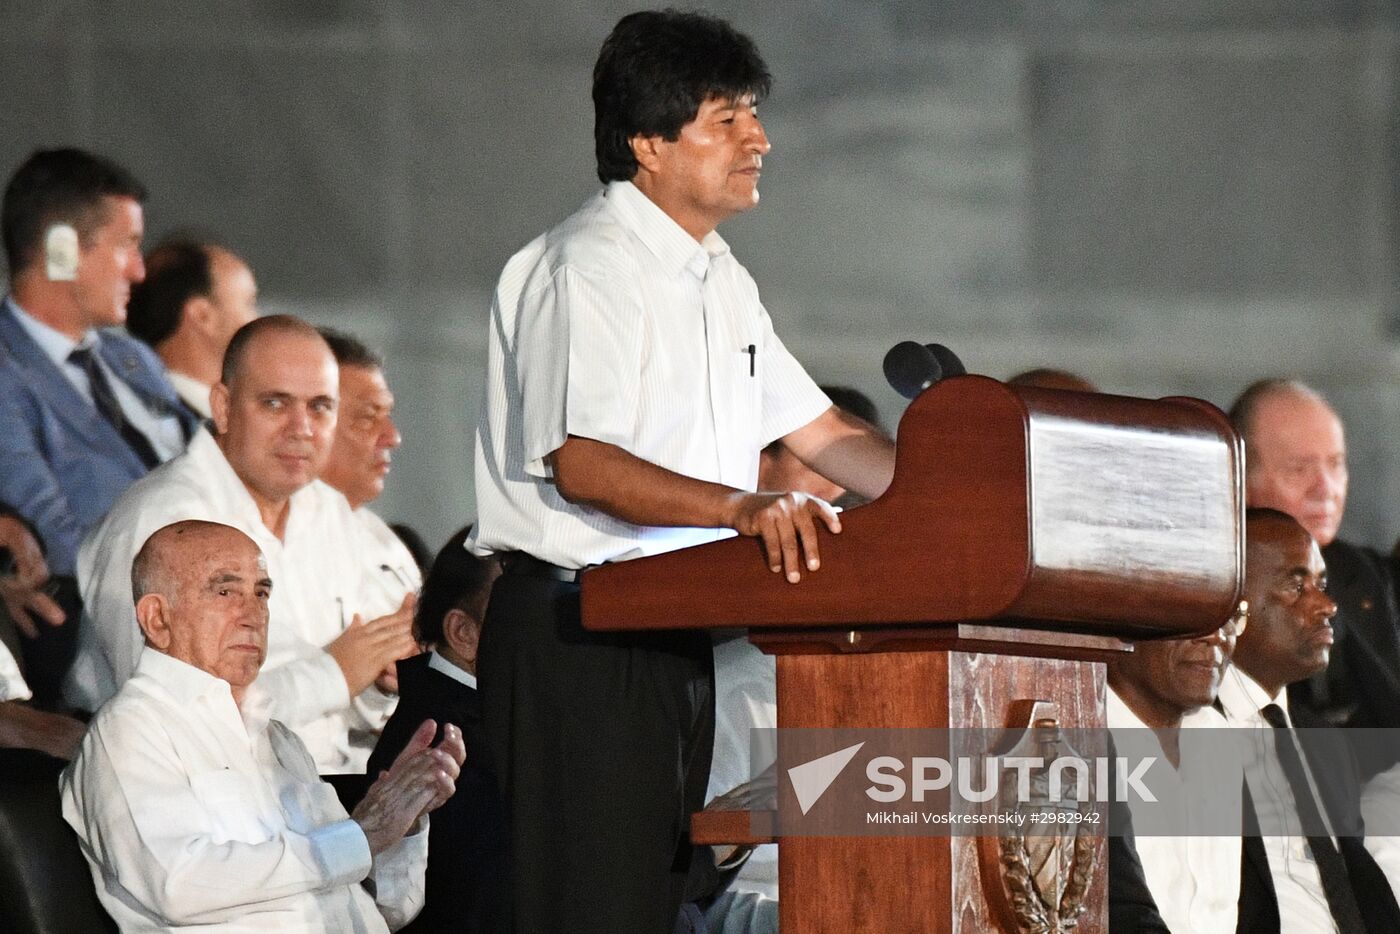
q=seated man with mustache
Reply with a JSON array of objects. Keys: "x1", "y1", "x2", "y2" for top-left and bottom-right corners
[{"x1": 62, "y1": 520, "x2": 463, "y2": 931}]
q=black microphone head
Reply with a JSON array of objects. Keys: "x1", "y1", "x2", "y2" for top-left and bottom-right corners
[
  {"x1": 924, "y1": 343, "x2": 966, "y2": 377},
  {"x1": 883, "y1": 341, "x2": 943, "y2": 399}
]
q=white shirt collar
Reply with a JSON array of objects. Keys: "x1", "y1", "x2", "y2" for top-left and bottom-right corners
[
  {"x1": 182, "y1": 426, "x2": 323, "y2": 539},
  {"x1": 1217, "y1": 664, "x2": 1288, "y2": 724},
  {"x1": 1107, "y1": 684, "x2": 1230, "y2": 731},
  {"x1": 604, "y1": 181, "x2": 729, "y2": 279},
  {"x1": 6, "y1": 296, "x2": 92, "y2": 364},
  {"x1": 134, "y1": 646, "x2": 275, "y2": 735},
  {"x1": 1106, "y1": 684, "x2": 1150, "y2": 730},
  {"x1": 166, "y1": 371, "x2": 213, "y2": 418},
  {"x1": 428, "y1": 651, "x2": 478, "y2": 691}
]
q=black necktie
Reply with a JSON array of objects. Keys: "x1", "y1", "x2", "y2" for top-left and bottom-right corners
[
  {"x1": 68, "y1": 346, "x2": 160, "y2": 469},
  {"x1": 1260, "y1": 702, "x2": 1367, "y2": 933}
]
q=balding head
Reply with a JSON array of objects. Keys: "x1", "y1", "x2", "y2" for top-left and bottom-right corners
[
  {"x1": 132, "y1": 521, "x2": 272, "y2": 705},
  {"x1": 210, "y1": 316, "x2": 339, "y2": 516},
  {"x1": 220, "y1": 314, "x2": 325, "y2": 387},
  {"x1": 1229, "y1": 379, "x2": 1347, "y2": 546}
]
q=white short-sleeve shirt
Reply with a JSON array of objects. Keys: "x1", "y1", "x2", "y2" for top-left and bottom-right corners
[
  {"x1": 1106, "y1": 687, "x2": 1241, "y2": 933},
  {"x1": 470, "y1": 181, "x2": 830, "y2": 568}
]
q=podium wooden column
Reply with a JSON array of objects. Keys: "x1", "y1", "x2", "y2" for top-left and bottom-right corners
[{"x1": 581, "y1": 376, "x2": 1243, "y2": 933}]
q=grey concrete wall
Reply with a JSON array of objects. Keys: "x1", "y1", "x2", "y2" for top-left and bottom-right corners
[{"x1": 3, "y1": 1, "x2": 1400, "y2": 550}]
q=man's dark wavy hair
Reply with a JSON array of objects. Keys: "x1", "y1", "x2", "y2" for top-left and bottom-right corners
[
  {"x1": 2, "y1": 147, "x2": 146, "y2": 275},
  {"x1": 593, "y1": 9, "x2": 772, "y2": 183},
  {"x1": 415, "y1": 525, "x2": 497, "y2": 647},
  {"x1": 126, "y1": 238, "x2": 217, "y2": 348}
]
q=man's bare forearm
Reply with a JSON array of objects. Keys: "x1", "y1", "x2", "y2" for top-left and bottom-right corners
[
  {"x1": 782, "y1": 406, "x2": 896, "y2": 501},
  {"x1": 551, "y1": 436, "x2": 744, "y2": 529},
  {"x1": 549, "y1": 435, "x2": 843, "y2": 582}
]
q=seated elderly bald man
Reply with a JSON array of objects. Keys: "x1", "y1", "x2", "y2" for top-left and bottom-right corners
[{"x1": 61, "y1": 520, "x2": 464, "y2": 933}]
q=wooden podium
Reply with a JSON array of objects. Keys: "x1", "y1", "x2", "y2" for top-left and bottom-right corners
[{"x1": 581, "y1": 376, "x2": 1243, "y2": 933}]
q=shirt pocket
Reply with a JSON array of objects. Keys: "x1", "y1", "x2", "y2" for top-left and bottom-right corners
[
  {"x1": 728, "y1": 330, "x2": 763, "y2": 453},
  {"x1": 188, "y1": 769, "x2": 274, "y2": 845}
]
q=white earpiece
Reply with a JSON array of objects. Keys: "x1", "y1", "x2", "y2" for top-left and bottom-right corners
[{"x1": 44, "y1": 223, "x2": 79, "y2": 281}]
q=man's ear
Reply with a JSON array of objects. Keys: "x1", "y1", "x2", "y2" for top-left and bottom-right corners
[
  {"x1": 443, "y1": 608, "x2": 480, "y2": 668},
  {"x1": 209, "y1": 382, "x2": 231, "y2": 435},
  {"x1": 629, "y1": 133, "x2": 665, "y2": 175},
  {"x1": 136, "y1": 593, "x2": 173, "y2": 650},
  {"x1": 183, "y1": 295, "x2": 217, "y2": 340}
]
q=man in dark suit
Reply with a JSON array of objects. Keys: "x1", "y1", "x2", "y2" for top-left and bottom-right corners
[
  {"x1": 1230, "y1": 380, "x2": 1400, "y2": 778},
  {"x1": 367, "y1": 527, "x2": 507, "y2": 933},
  {"x1": 1222, "y1": 508, "x2": 1400, "y2": 933},
  {"x1": 0, "y1": 149, "x2": 196, "y2": 579}
]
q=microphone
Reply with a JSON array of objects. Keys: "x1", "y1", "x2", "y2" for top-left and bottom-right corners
[
  {"x1": 883, "y1": 341, "x2": 943, "y2": 399},
  {"x1": 925, "y1": 344, "x2": 966, "y2": 378}
]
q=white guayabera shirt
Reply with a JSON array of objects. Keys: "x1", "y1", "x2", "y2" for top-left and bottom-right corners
[
  {"x1": 1106, "y1": 687, "x2": 1241, "y2": 933},
  {"x1": 469, "y1": 180, "x2": 831, "y2": 568},
  {"x1": 61, "y1": 648, "x2": 427, "y2": 933},
  {"x1": 68, "y1": 428, "x2": 418, "y2": 772}
]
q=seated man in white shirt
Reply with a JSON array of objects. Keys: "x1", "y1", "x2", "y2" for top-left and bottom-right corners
[
  {"x1": 125, "y1": 238, "x2": 261, "y2": 420},
  {"x1": 316, "y1": 327, "x2": 422, "y2": 649},
  {"x1": 68, "y1": 315, "x2": 419, "y2": 773},
  {"x1": 62, "y1": 520, "x2": 463, "y2": 933},
  {"x1": 1106, "y1": 607, "x2": 1245, "y2": 932},
  {"x1": 1219, "y1": 507, "x2": 1400, "y2": 933}
]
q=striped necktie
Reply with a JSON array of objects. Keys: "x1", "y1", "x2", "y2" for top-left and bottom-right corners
[{"x1": 68, "y1": 346, "x2": 160, "y2": 469}]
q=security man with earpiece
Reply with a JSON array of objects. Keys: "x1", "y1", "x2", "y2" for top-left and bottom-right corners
[{"x1": 0, "y1": 148, "x2": 197, "y2": 582}]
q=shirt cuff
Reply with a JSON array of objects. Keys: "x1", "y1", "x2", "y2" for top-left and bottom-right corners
[
  {"x1": 308, "y1": 818, "x2": 373, "y2": 888},
  {"x1": 370, "y1": 816, "x2": 430, "y2": 927}
]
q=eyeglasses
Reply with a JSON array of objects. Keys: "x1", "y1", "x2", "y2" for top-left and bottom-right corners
[{"x1": 1222, "y1": 600, "x2": 1248, "y2": 639}]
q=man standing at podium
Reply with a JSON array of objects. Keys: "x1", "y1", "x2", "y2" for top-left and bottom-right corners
[{"x1": 469, "y1": 10, "x2": 895, "y2": 932}]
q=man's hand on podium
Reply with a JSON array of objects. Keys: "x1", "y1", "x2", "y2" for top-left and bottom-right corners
[{"x1": 726, "y1": 491, "x2": 841, "y2": 584}]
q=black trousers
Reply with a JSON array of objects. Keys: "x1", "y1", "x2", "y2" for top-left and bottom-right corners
[{"x1": 479, "y1": 571, "x2": 714, "y2": 934}]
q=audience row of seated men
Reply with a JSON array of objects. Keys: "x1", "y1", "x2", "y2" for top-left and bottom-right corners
[
  {"x1": 0, "y1": 146, "x2": 469, "y2": 931},
  {"x1": 1106, "y1": 508, "x2": 1400, "y2": 933},
  {"x1": 4, "y1": 147, "x2": 1400, "y2": 934},
  {"x1": 69, "y1": 315, "x2": 419, "y2": 772},
  {"x1": 1007, "y1": 369, "x2": 1400, "y2": 933}
]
